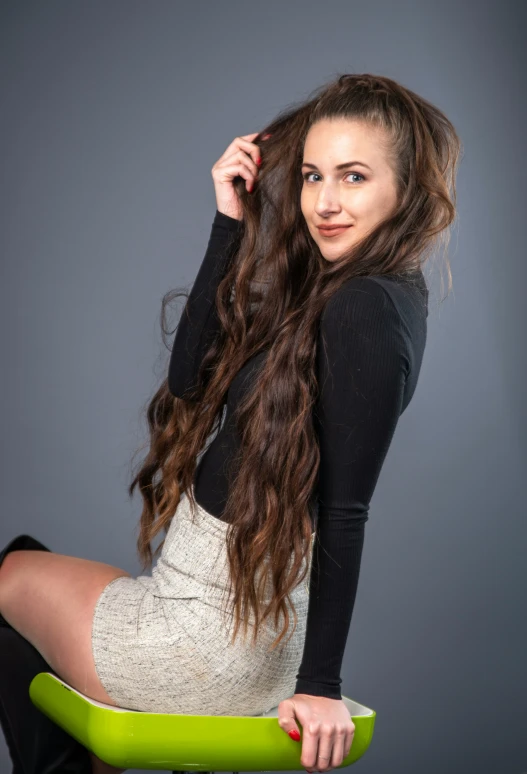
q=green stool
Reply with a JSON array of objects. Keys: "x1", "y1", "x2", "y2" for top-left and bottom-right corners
[{"x1": 29, "y1": 672, "x2": 376, "y2": 771}]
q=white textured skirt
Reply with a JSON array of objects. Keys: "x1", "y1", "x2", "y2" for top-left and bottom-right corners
[{"x1": 91, "y1": 486, "x2": 315, "y2": 715}]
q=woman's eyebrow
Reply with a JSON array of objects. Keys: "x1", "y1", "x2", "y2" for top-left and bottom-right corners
[{"x1": 301, "y1": 160, "x2": 373, "y2": 172}]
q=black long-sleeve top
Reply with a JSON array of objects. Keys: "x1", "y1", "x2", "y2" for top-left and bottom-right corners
[{"x1": 168, "y1": 210, "x2": 428, "y2": 700}]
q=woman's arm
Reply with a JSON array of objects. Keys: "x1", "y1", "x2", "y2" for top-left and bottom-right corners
[
  {"x1": 167, "y1": 210, "x2": 243, "y2": 400},
  {"x1": 295, "y1": 277, "x2": 410, "y2": 699}
]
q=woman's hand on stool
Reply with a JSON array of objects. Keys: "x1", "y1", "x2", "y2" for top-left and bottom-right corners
[{"x1": 277, "y1": 694, "x2": 355, "y2": 773}]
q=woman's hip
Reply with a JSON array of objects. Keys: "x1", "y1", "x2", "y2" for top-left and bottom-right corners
[
  {"x1": 92, "y1": 487, "x2": 314, "y2": 714},
  {"x1": 92, "y1": 575, "x2": 309, "y2": 715}
]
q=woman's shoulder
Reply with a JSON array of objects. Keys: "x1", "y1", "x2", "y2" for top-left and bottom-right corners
[
  {"x1": 319, "y1": 271, "x2": 428, "y2": 385},
  {"x1": 321, "y1": 274, "x2": 398, "y2": 325},
  {"x1": 322, "y1": 271, "x2": 428, "y2": 330}
]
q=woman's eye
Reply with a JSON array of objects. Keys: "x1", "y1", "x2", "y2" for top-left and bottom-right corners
[{"x1": 302, "y1": 172, "x2": 365, "y2": 184}]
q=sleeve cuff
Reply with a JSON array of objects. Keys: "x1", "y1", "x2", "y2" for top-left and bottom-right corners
[
  {"x1": 294, "y1": 678, "x2": 343, "y2": 701},
  {"x1": 213, "y1": 209, "x2": 244, "y2": 229}
]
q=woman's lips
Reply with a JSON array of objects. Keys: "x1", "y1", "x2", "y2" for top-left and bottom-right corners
[{"x1": 317, "y1": 226, "x2": 352, "y2": 237}]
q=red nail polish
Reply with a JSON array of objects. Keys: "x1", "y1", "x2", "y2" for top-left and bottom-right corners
[
  {"x1": 288, "y1": 729, "x2": 301, "y2": 741},
  {"x1": 256, "y1": 157, "x2": 262, "y2": 166}
]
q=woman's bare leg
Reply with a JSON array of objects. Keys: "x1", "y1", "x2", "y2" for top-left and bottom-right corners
[
  {"x1": 0, "y1": 550, "x2": 131, "y2": 707},
  {"x1": 0, "y1": 536, "x2": 130, "y2": 773}
]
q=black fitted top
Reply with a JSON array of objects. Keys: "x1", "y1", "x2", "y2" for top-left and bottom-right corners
[{"x1": 168, "y1": 210, "x2": 428, "y2": 699}]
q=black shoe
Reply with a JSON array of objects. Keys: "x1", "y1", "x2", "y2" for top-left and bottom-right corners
[{"x1": 0, "y1": 534, "x2": 52, "y2": 564}]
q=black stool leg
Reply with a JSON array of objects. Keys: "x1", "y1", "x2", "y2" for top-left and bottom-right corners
[{"x1": 0, "y1": 534, "x2": 92, "y2": 773}]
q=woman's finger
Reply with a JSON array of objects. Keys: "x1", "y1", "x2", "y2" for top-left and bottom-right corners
[
  {"x1": 213, "y1": 147, "x2": 260, "y2": 193},
  {"x1": 219, "y1": 148, "x2": 259, "y2": 180},
  {"x1": 327, "y1": 724, "x2": 347, "y2": 770},
  {"x1": 218, "y1": 135, "x2": 262, "y2": 169},
  {"x1": 343, "y1": 722, "x2": 355, "y2": 760},
  {"x1": 314, "y1": 727, "x2": 335, "y2": 773},
  {"x1": 300, "y1": 722, "x2": 323, "y2": 773},
  {"x1": 213, "y1": 160, "x2": 256, "y2": 192}
]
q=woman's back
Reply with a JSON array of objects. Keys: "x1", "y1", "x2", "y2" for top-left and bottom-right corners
[{"x1": 168, "y1": 209, "x2": 429, "y2": 699}]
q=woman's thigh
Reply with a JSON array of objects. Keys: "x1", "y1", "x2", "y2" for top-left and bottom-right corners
[{"x1": 0, "y1": 550, "x2": 131, "y2": 706}]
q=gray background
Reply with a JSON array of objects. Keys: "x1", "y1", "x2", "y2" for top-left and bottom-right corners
[{"x1": 1, "y1": 1, "x2": 525, "y2": 773}]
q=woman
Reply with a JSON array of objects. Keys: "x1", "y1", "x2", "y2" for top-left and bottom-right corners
[{"x1": 0, "y1": 73, "x2": 461, "y2": 774}]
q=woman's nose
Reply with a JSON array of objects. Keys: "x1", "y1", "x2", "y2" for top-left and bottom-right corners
[{"x1": 315, "y1": 187, "x2": 340, "y2": 213}]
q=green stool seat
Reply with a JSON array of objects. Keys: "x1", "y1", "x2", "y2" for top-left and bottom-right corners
[{"x1": 29, "y1": 672, "x2": 376, "y2": 771}]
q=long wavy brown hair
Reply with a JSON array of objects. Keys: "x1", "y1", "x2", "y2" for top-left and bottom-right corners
[{"x1": 128, "y1": 72, "x2": 462, "y2": 651}]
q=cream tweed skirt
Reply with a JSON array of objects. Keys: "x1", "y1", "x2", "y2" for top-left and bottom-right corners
[{"x1": 91, "y1": 486, "x2": 315, "y2": 716}]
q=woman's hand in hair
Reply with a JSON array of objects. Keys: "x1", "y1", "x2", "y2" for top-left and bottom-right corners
[
  {"x1": 277, "y1": 694, "x2": 355, "y2": 772},
  {"x1": 211, "y1": 132, "x2": 265, "y2": 221}
]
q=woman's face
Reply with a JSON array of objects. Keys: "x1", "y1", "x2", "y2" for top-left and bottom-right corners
[{"x1": 300, "y1": 118, "x2": 399, "y2": 262}]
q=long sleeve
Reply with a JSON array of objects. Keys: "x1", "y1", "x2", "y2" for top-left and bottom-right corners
[
  {"x1": 294, "y1": 278, "x2": 411, "y2": 699},
  {"x1": 168, "y1": 210, "x2": 243, "y2": 400}
]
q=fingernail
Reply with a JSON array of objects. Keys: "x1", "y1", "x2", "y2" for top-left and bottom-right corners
[
  {"x1": 256, "y1": 157, "x2": 262, "y2": 166},
  {"x1": 288, "y1": 729, "x2": 301, "y2": 741}
]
